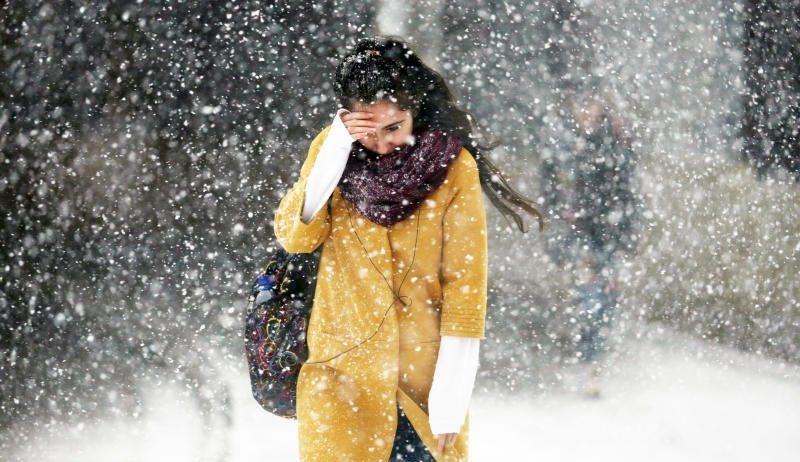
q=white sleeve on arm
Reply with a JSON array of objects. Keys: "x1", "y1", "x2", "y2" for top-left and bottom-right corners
[
  {"x1": 428, "y1": 336, "x2": 481, "y2": 435},
  {"x1": 301, "y1": 108, "x2": 354, "y2": 224}
]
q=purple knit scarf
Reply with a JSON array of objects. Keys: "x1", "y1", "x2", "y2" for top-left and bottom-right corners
[{"x1": 338, "y1": 131, "x2": 463, "y2": 227}]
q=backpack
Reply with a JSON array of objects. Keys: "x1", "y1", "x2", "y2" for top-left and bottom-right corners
[{"x1": 244, "y1": 245, "x2": 321, "y2": 419}]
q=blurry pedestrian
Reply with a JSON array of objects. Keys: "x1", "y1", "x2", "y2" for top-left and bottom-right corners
[
  {"x1": 540, "y1": 91, "x2": 640, "y2": 368},
  {"x1": 274, "y1": 37, "x2": 543, "y2": 461}
]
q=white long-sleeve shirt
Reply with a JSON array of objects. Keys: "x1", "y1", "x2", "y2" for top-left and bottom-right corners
[
  {"x1": 300, "y1": 111, "x2": 481, "y2": 435},
  {"x1": 427, "y1": 336, "x2": 480, "y2": 434},
  {"x1": 300, "y1": 109, "x2": 353, "y2": 224}
]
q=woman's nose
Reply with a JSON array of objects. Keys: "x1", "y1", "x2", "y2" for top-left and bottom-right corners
[{"x1": 377, "y1": 135, "x2": 396, "y2": 154}]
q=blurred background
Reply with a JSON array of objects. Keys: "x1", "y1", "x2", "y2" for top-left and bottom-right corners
[{"x1": 1, "y1": 0, "x2": 799, "y2": 460}]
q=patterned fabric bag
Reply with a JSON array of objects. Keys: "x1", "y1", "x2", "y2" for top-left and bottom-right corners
[{"x1": 244, "y1": 245, "x2": 321, "y2": 419}]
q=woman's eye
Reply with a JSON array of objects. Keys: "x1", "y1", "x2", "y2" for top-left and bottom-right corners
[{"x1": 386, "y1": 126, "x2": 398, "y2": 132}]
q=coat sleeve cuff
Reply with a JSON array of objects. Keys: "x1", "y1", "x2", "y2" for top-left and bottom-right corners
[{"x1": 275, "y1": 175, "x2": 330, "y2": 253}]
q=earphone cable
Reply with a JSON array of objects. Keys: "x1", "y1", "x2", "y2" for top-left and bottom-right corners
[{"x1": 304, "y1": 205, "x2": 421, "y2": 365}]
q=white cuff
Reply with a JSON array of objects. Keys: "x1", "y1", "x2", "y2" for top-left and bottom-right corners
[
  {"x1": 428, "y1": 336, "x2": 480, "y2": 435},
  {"x1": 301, "y1": 109, "x2": 354, "y2": 223}
]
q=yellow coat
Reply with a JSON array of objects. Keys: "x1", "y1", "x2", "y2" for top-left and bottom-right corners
[{"x1": 274, "y1": 126, "x2": 488, "y2": 462}]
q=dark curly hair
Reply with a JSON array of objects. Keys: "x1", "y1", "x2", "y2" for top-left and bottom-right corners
[{"x1": 334, "y1": 37, "x2": 543, "y2": 233}]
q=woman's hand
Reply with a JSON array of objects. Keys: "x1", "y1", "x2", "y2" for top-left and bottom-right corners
[
  {"x1": 435, "y1": 433, "x2": 458, "y2": 456},
  {"x1": 339, "y1": 111, "x2": 376, "y2": 140}
]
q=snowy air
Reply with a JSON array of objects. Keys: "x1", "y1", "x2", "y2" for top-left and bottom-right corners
[{"x1": 1, "y1": 1, "x2": 799, "y2": 461}]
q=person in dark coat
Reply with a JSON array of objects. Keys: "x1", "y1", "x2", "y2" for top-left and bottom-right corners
[{"x1": 540, "y1": 91, "x2": 641, "y2": 364}]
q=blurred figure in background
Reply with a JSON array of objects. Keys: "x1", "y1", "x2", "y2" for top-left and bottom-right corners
[{"x1": 540, "y1": 90, "x2": 641, "y2": 375}]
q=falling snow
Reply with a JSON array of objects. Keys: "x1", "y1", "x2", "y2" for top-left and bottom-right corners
[{"x1": 1, "y1": 1, "x2": 799, "y2": 461}]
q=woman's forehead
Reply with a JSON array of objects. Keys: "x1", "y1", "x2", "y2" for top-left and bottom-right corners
[{"x1": 351, "y1": 100, "x2": 409, "y2": 122}]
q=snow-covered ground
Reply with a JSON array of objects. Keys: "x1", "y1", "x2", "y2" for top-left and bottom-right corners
[{"x1": 10, "y1": 326, "x2": 800, "y2": 462}]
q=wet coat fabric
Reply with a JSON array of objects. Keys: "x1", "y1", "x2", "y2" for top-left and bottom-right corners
[
  {"x1": 274, "y1": 126, "x2": 488, "y2": 461},
  {"x1": 539, "y1": 113, "x2": 640, "y2": 265}
]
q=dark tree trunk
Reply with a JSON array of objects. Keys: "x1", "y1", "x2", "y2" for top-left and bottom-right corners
[{"x1": 742, "y1": 0, "x2": 800, "y2": 180}]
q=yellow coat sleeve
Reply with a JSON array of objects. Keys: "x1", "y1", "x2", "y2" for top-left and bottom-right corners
[
  {"x1": 273, "y1": 127, "x2": 333, "y2": 253},
  {"x1": 439, "y1": 149, "x2": 488, "y2": 339}
]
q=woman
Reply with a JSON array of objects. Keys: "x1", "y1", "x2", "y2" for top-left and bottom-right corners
[{"x1": 274, "y1": 37, "x2": 542, "y2": 461}]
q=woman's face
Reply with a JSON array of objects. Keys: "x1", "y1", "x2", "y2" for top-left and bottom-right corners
[
  {"x1": 574, "y1": 100, "x2": 603, "y2": 134},
  {"x1": 350, "y1": 99, "x2": 414, "y2": 155}
]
